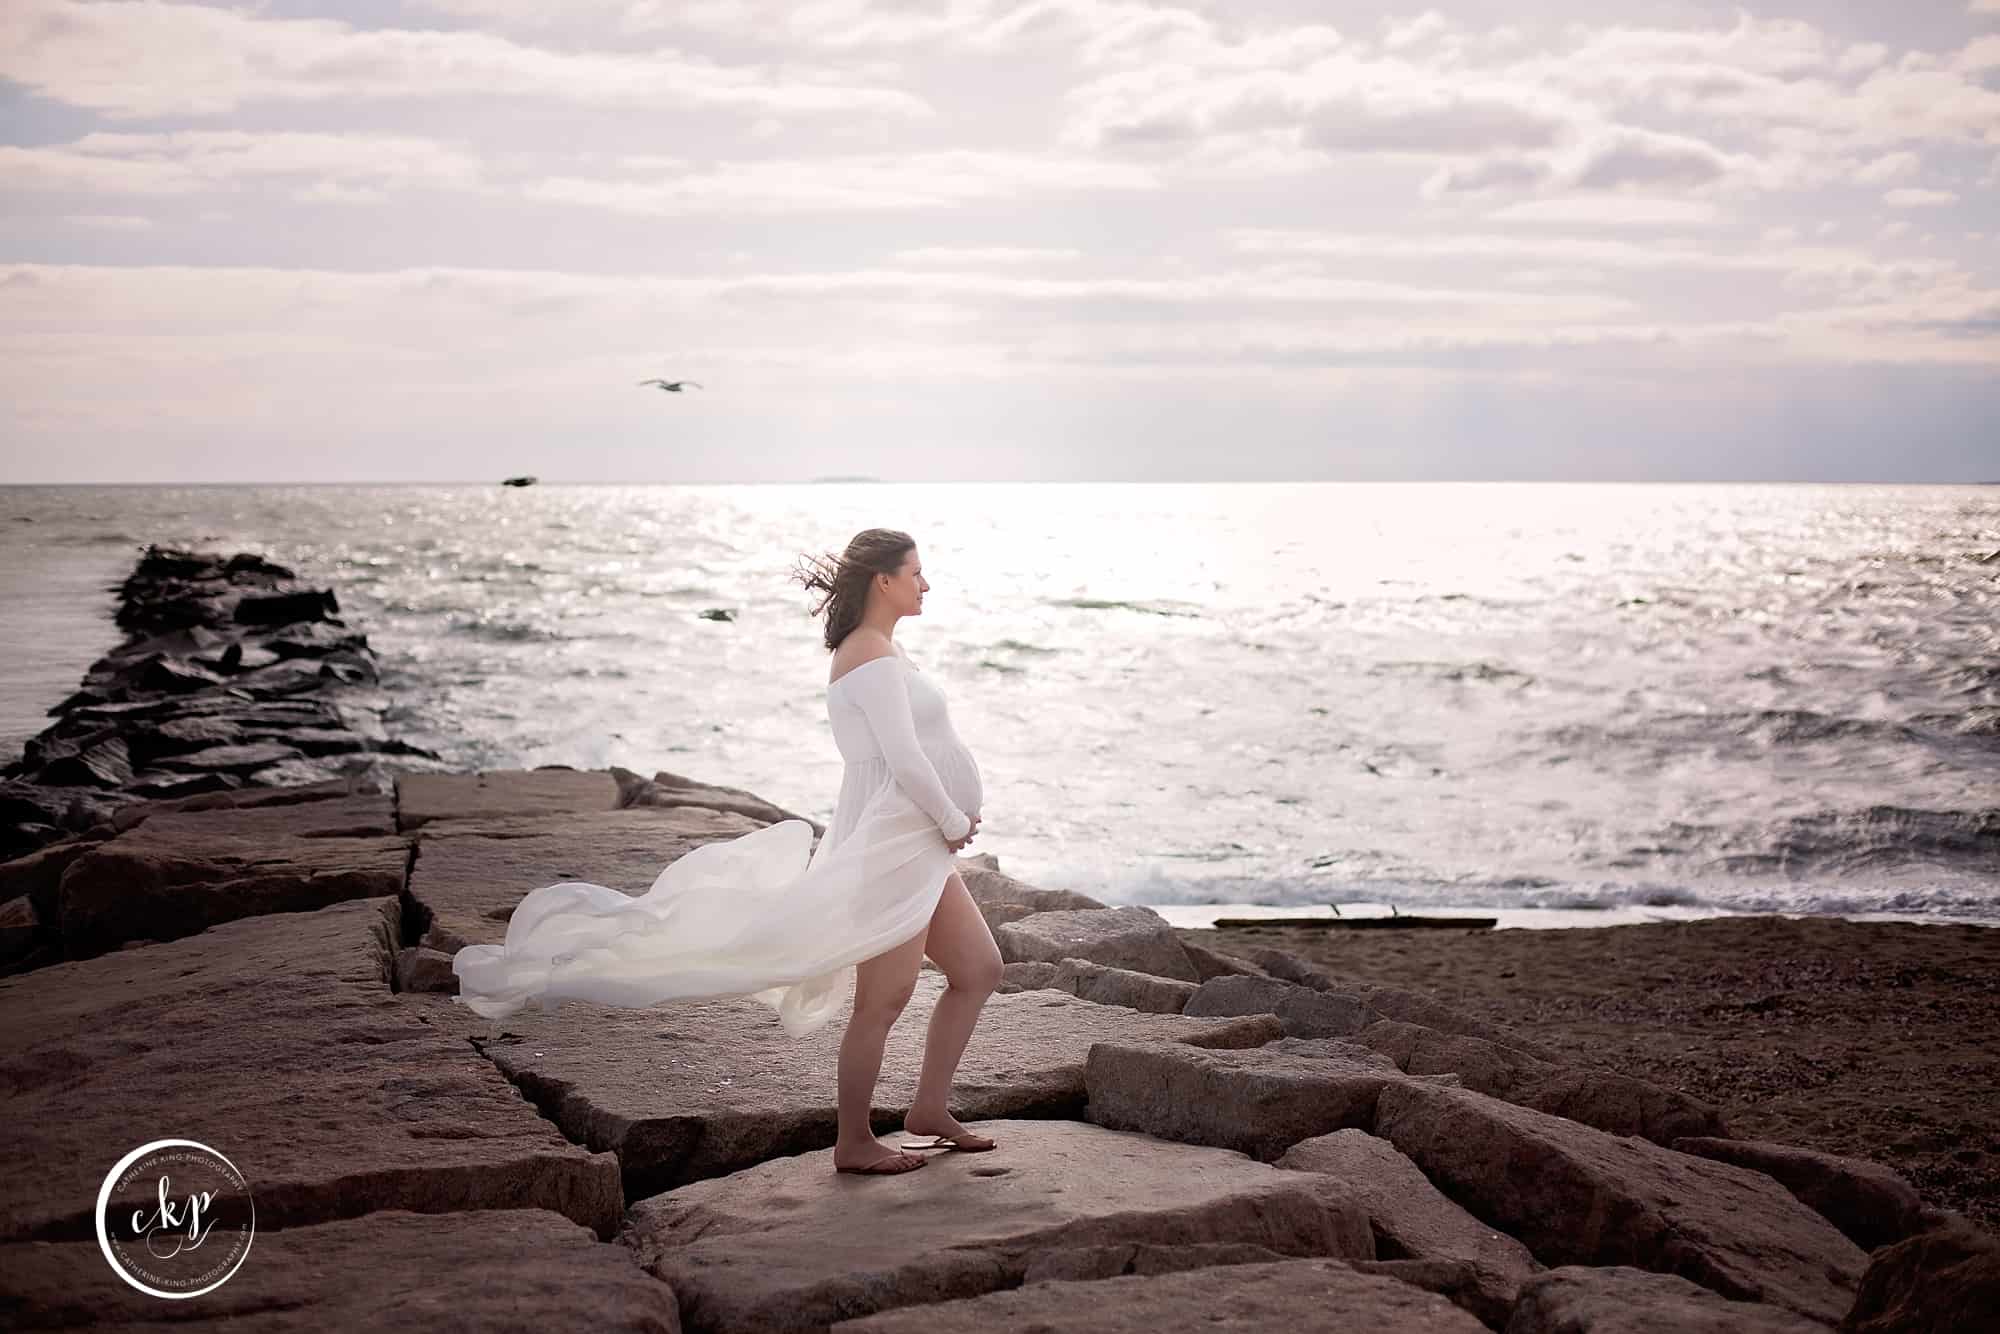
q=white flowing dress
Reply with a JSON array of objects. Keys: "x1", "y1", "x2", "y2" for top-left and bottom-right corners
[{"x1": 450, "y1": 642, "x2": 982, "y2": 1036}]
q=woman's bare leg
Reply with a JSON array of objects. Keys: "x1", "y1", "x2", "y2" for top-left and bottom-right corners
[
  {"x1": 905, "y1": 871, "x2": 1004, "y2": 1138},
  {"x1": 832, "y1": 922, "x2": 930, "y2": 1170}
]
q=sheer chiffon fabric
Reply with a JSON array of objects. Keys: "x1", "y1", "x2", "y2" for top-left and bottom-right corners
[{"x1": 450, "y1": 647, "x2": 982, "y2": 1037}]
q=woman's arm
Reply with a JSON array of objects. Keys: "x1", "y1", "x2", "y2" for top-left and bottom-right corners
[{"x1": 846, "y1": 661, "x2": 972, "y2": 842}]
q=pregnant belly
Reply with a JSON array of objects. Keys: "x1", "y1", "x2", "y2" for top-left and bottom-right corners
[{"x1": 926, "y1": 739, "x2": 983, "y2": 818}]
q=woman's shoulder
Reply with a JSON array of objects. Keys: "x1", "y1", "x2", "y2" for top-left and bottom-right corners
[{"x1": 830, "y1": 630, "x2": 899, "y2": 683}]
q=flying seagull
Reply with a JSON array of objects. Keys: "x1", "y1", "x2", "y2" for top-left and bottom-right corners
[{"x1": 638, "y1": 379, "x2": 703, "y2": 392}]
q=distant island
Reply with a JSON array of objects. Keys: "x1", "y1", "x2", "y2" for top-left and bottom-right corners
[{"x1": 806, "y1": 475, "x2": 884, "y2": 484}]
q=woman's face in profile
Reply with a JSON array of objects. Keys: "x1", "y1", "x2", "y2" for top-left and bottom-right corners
[{"x1": 885, "y1": 549, "x2": 928, "y2": 615}]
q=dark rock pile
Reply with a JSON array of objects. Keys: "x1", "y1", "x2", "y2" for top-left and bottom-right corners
[
  {"x1": 1, "y1": 543, "x2": 446, "y2": 865},
  {"x1": 0, "y1": 544, "x2": 453, "y2": 975}
]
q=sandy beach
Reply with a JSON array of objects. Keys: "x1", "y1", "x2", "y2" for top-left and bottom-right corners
[{"x1": 1184, "y1": 914, "x2": 2000, "y2": 1232}]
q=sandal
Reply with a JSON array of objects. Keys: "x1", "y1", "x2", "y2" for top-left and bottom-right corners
[
  {"x1": 898, "y1": 1129, "x2": 997, "y2": 1153},
  {"x1": 835, "y1": 1150, "x2": 928, "y2": 1176}
]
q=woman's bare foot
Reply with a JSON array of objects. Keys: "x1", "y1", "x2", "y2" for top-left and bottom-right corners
[{"x1": 832, "y1": 1139, "x2": 927, "y2": 1174}]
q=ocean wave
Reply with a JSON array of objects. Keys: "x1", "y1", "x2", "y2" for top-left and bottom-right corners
[
  {"x1": 1650, "y1": 805, "x2": 2000, "y2": 878},
  {"x1": 1065, "y1": 867, "x2": 2000, "y2": 921},
  {"x1": 1371, "y1": 659, "x2": 1534, "y2": 686},
  {"x1": 445, "y1": 614, "x2": 565, "y2": 643},
  {"x1": 1048, "y1": 597, "x2": 1203, "y2": 618}
]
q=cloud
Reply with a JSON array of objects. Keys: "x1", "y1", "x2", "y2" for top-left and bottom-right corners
[
  {"x1": 1566, "y1": 126, "x2": 1742, "y2": 190},
  {"x1": 0, "y1": 130, "x2": 483, "y2": 196},
  {"x1": 0, "y1": 0, "x2": 928, "y2": 120},
  {"x1": 1853, "y1": 151, "x2": 1921, "y2": 184},
  {"x1": 891, "y1": 246, "x2": 1083, "y2": 264},
  {"x1": 1302, "y1": 94, "x2": 1567, "y2": 155},
  {"x1": 522, "y1": 150, "x2": 1160, "y2": 215},
  {"x1": 1884, "y1": 187, "x2": 1960, "y2": 207},
  {"x1": 1487, "y1": 197, "x2": 1722, "y2": 226},
  {"x1": 64, "y1": 214, "x2": 153, "y2": 230}
]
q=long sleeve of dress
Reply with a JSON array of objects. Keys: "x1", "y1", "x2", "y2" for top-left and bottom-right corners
[{"x1": 846, "y1": 660, "x2": 973, "y2": 843}]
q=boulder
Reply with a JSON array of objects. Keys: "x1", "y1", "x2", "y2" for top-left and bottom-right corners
[
  {"x1": 0, "y1": 1208, "x2": 680, "y2": 1332},
  {"x1": 828, "y1": 1258, "x2": 1487, "y2": 1334},
  {"x1": 123, "y1": 768, "x2": 245, "y2": 799},
  {"x1": 961, "y1": 864, "x2": 1106, "y2": 935},
  {"x1": 1354, "y1": 1018, "x2": 1556, "y2": 1096},
  {"x1": 1357, "y1": 1018, "x2": 1728, "y2": 1145},
  {"x1": 1521, "y1": 1068, "x2": 1729, "y2": 1146},
  {"x1": 1179, "y1": 938, "x2": 1273, "y2": 981},
  {"x1": 612, "y1": 765, "x2": 823, "y2": 834},
  {"x1": 1374, "y1": 1081, "x2": 1866, "y2": 1323},
  {"x1": 997, "y1": 960, "x2": 1058, "y2": 993},
  {"x1": 54, "y1": 795, "x2": 410, "y2": 956},
  {"x1": 151, "y1": 740, "x2": 308, "y2": 773},
  {"x1": 0, "y1": 895, "x2": 39, "y2": 967},
  {"x1": 622, "y1": 1120, "x2": 1376, "y2": 1333},
  {"x1": 109, "y1": 775, "x2": 354, "y2": 831},
  {"x1": 1049, "y1": 956, "x2": 1196, "y2": 1013},
  {"x1": 1672, "y1": 1136, "x2": 1928, "y2": 1251},
  {"x1": 1357, "y1": 984, "x2": 1563, "y2": 1063},
  {"x1": 1019, "y1": 1241, "x2": 1290, "y2": 1283},
  {"x1": 995, "y1": 906, "x2": 1199, "y2": 982},
  {"x1": 1084, "y1": 1037, "x2": 1431, "y2": 1161},
  {"x1": 0, "y1": 897, "x2": 622, "y2": 1243},
  {"x1": 1276, "y1": 1128, "x2": 1540, "y2": 1328},
  {"x1": 1240, "y1": 944, "x2": 1344, "y2": 989},
  {"x1": 394, "y1": 944, "x2": 460, "y2": 993},
  {"x1": 405, "y1": 807, "x2": 766, "y2": 955},
  {"x1": 1840, "y1": 1214, "x2": 2000, "y2": 1333},
  {"x1": 32, "y1": 734, "x2": 132, "y2": 788},
  {"x1": 0, "y1": 831, "x2": 114, "y2": 924},
  {"x1": 1184, "y1": 973, "x2": 1379, "y2": 1037},
  {"x1": 1507, "y1": 1265, "x2": 1831, "y2": 1333},
  {"x1": 410, "y1": 972, "x2": 1279, "y2": 1197},
  {"x1": 396, "y1": 768, "x2": 622, "y2": 832},
  {"x1": 1350, "y1": 1259, "x2": 1509, "y2": 1324}
]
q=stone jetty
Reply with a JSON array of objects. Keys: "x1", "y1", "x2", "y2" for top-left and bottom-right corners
[{"x1": 1, "y1": 550, "x2": 1994, "y2": 1331}]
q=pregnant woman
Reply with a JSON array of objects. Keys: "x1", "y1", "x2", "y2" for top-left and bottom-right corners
[{"x1": 451, "y1": 527, "x2": 1003, "y2": 1177}]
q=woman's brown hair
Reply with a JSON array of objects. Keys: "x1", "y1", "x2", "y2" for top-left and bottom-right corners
[{"x1": 791, "y1": 528, "x2": 915, "y2": 652}]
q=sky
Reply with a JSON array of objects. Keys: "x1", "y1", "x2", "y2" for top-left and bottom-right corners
[{"x1": 0, "y1": 0, "x2": 1996, "y2": 483}]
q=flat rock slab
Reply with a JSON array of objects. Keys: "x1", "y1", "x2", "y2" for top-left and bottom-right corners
[
  {"x1": 624, "y1": 1119, "x2": 1376, "y2": 1334},
  {"x1": 1085, "y1": 1038, "x2": 1438, "y2": 1161},
  {"x1": 830, "y1": 1258, "x2": 1487, "y2": 1334},
  {"x1": 55, "y1": 795, "x2": 410, "y2": 956},
  {"x1": 1374, "y1": 1081, "x2": 1866, "y2": 1324},
  {"x1": 1507, "y1": 1265, "x2": 1830, "y2": 1333},
  {"x1": 397, "y1": 768, "x2": 621, "y2": 831},
  {"x1": 1357, "y1": 1019, "x2": 1728, "y2": 1146},
  {"x1": 407, "y1": 807, "x2": 768, "y2": 954},
  {"x1": 995, "y1": 906, "x2": 1198, "y2": 981},
  {"x1": 0, "y1": 1208, "x2": 680, "y2": 1332},
  {"x1": 1185, "y1": 974, "x2": 1377, "y2": 1037},
  {"x1": 1672, "y1": 1135, "x2": 1928, "y2": 1250},
  {"x1": 962, "y1": 864, "x2": 1105, "y2": 934},
  {"x1": 616, "y1": 766, "x2": 822, "y2": 833},
  {"x1": 409, "y1": 973, "x2": 1279, "y2": 1198},
  {"x1": 0, "y1": 897, "x2": 622, "y2": 1244},
  {"x1": 1048, "y1": 956, "x2": 1195, "y2": 1013},
  {"x1": 1276, "y1": 1128, "x2": 1539, "y2": 1328}
]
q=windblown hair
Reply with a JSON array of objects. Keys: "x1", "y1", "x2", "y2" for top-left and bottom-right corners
[{"x1": 791, "y1": 528, "x2": 915, "y2": 653}]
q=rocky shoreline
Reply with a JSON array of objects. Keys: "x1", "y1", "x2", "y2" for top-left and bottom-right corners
[{"x1": 1, "y1": 550, "x2": 1996, "y2": 1331}]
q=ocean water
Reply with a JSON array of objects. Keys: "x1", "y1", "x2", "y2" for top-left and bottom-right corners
[{"x1": 1, "y1": 482, "x2": 1995, "y2": 925}]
